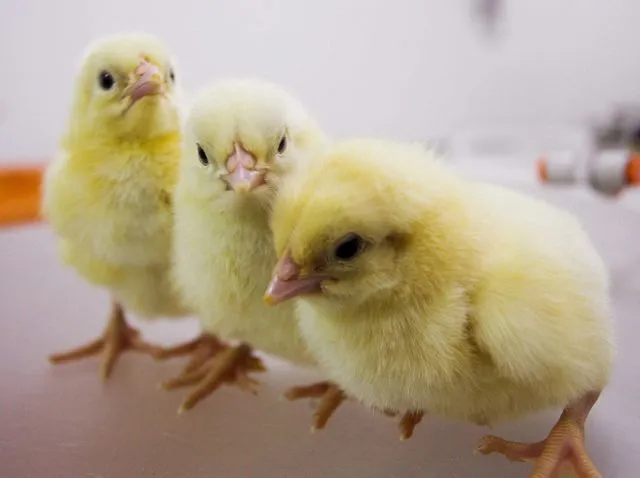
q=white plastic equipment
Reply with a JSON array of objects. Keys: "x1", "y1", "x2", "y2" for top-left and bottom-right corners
[{"x1": 536, "y1": 149, "x2": 640, "y2": 197}]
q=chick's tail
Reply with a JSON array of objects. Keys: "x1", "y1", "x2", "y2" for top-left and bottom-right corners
[
  {"x1": 48, "y1": 301, "x2": 166, "y2": 380},
  {"x1": 476, "y1": 391, "x2": 603, "y2": 478}
]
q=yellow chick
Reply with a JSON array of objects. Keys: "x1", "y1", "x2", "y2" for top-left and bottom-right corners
[
  {"x1": 265, "y1": 138, "x2": 615, "y2": 477},
  {"x1": 42, "y1": 32, "x2": 194, "y2": 380},
  {"x1": 167, "y1": 78, "x2": 348, "y2": 416}
]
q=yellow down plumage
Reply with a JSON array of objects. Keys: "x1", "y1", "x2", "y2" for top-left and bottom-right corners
[
  {"x1": 267, "y1": 137, "x2": 615, "y2": 474},
  {"x1": 173, "y1": 78, "x2": 326, "y2": 364},
  {"x1": 42, "y1": 32, "x2": 188, "y2": 379}
]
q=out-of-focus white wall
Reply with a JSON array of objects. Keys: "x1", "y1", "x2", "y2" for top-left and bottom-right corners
[{"x1": 1, "y1": 0, "x2": 639, "y2": 160}]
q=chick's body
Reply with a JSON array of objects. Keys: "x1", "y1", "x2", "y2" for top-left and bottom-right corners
[
  {"x1": 169, "y1": 79, "x2": 327, "y2": 412},
  {"x1": 174, "y1": 186, "x2": 312, "y2": 364},
  {"x1": 268, "y1": 138, "x2": 614, "y2": 476},
  {"x1": 45, "y1": 139, "x2": 184, "y2": 317},
  {"x1": 297, "y1": 182, "x2": 611, "y2": 423},
  {"x1": 42, "y1": 33, "x2": 189, "y2": 379}
]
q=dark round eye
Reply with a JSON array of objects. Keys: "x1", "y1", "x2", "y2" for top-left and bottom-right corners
[
  {"x1": 277, "y1": 135, "x2": 287, "y2": 154},
  {"x1": 196, "y1": 144, "x2": 209, "y2": 166},
  {"x1": 98, "y1": 70, "x2": 115, "y2": 90},
  {"x1": 333, "y1": 234, "x2": 365, "y2": 261},
  {"x1": 169, "y1": 68, "x2": 176, "y2": 82}
]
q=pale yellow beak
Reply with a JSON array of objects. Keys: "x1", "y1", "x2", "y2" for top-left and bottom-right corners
[
  {"x1": 221, "y1": 144, "x2": 267, "y2": 193},
  {"x1": 122, "y1": 57, "x2": 165, "y2": 109},
  {"x1": 264, "y1": 253, "x2": 328, "y2": 305}
]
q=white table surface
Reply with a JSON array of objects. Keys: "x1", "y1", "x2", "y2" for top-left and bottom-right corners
[{"x1": 1, "y1": 159, "x2": 638, "y2": 478}]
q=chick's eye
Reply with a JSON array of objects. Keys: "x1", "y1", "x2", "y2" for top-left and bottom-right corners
[
  {"x1": 98, "y1": 70, "x2": 115, "y2": 90},
  {"x1": 169, "y1": 69, "x2": 176, "y2": 82},
  {"x1": 196, "y1": 144, "x2": 209, "y2": 166},
  {"x1": 333, "y1": 234, "x2": 365, "y2": 262},
  {"x1": 277, "y1": 135, "x2": 287, "y2": 154}
]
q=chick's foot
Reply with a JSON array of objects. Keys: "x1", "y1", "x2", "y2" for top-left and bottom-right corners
[
  {"x1": 284, "y1": 381, "x2": 347, "y2": 432},
  {"x1": 48, "y1": 302, "x2": 164, "y2": 381},
  {"x1": 476, "y1": 392, "x2": 602, "y2": 478},
  {"x1": 373, "y1": 407, "x2": 425, "y2": 440},
  {"x1": 161, "y1": 342, "x2": 266, "y2": 414},
  {"x1": 156, "y1": 332, "x2": 226, "y2": 375}
]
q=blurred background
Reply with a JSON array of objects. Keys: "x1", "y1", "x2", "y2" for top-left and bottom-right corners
[
  {"x1": 1, "y1": 1, "x2": 639, "y2": 477},
  {"x1": 2, "y1": 0, "x2": 640, "y2": 158}
]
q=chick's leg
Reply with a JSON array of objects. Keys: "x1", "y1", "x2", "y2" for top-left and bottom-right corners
[
  {"x1": 284, "y1": 381, "x2": 347, "y2": 432},
  {"x1": 476, "y1": 392, "x2": 602, "y2": 478},
  {"x1": 156, "y1": 332, "x2": 226, "y2": 375},
  {"x1": 48, "y1": 301, "x2": 165, "y2": 380},
  {"x1": 161, "y1": 342, "x2": 266, "y2": 414}
]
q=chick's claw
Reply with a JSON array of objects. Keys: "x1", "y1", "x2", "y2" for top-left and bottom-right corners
[
  {"x1": 476, "y1": 392, "x2": 602, "y2": 478},
  {"x1": 48, "y1": 302, "x2": 164, "y2": 381},
  {"x1": 284, "y1": 381, "x2": 347, "y2": 432},
  {"x1": 398, "y1": 410, "x2": 425, "y2": 441},
  {"x1": 371, "y1": 407, "x2": 425, "y2": 439},
  {"x1": 163, "y1": 342, "x2": 265, "y2": 414}
]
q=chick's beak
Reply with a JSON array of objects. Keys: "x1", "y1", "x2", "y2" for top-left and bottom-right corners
[
  {"x1": 122, "y1": 57, "x2": 165, "y2": 107},
  {"x1": 264, "y1": 253, "x2": 326, "y2": 305},
  {"x1": 222, "y1": 144, "x2": 267, "y2": 193}
]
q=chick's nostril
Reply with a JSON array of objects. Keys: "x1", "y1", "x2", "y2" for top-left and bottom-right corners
[
  {"x1": 225, "y1": 153, "x2": 239, "y2": 173},
  {"x1": 134, "y1": 57, "x2": 161, "y2": 82},
  {"x1": 277, "y1": 255, "x2": 301, "y2": 281},
  {"x1": 226, "y1": 144, "x2": 257, "y2": 173}
]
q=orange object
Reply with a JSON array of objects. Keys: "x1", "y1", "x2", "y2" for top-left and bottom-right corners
[
  {"x1": 535, "y1": 156, "x2": 548, "y2": 183},
  {"x1": 0, "y1": 164, "x2": 46, "y2": 227},
  {"x1": 626, "y1": 154, "x2": 640, "y2": 186}
]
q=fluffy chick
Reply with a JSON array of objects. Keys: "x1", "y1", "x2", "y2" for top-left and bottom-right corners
[
  {"x1": 42, "y1": 33, "x2": 192, "y2": 380},
  {"x1": 265, "y1": 138, "x2": 615, "y2": 477},
  {"x1": 167, "y1": 78, "x2": 342, "y2": 415}
]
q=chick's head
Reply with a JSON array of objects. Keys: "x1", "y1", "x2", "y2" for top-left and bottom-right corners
[
  {"x1": 66, "y1": 32, "x2": 181, "y2": 142},
  {"x1": 264, "y1": 138, "x2": 472, "y2": 310},
  {"x1": 183, "y1": 78, "x2": 325, "y2": 207},
  {"x1": 264, "y1": 138, "x2": 468, "y2": 310}
]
